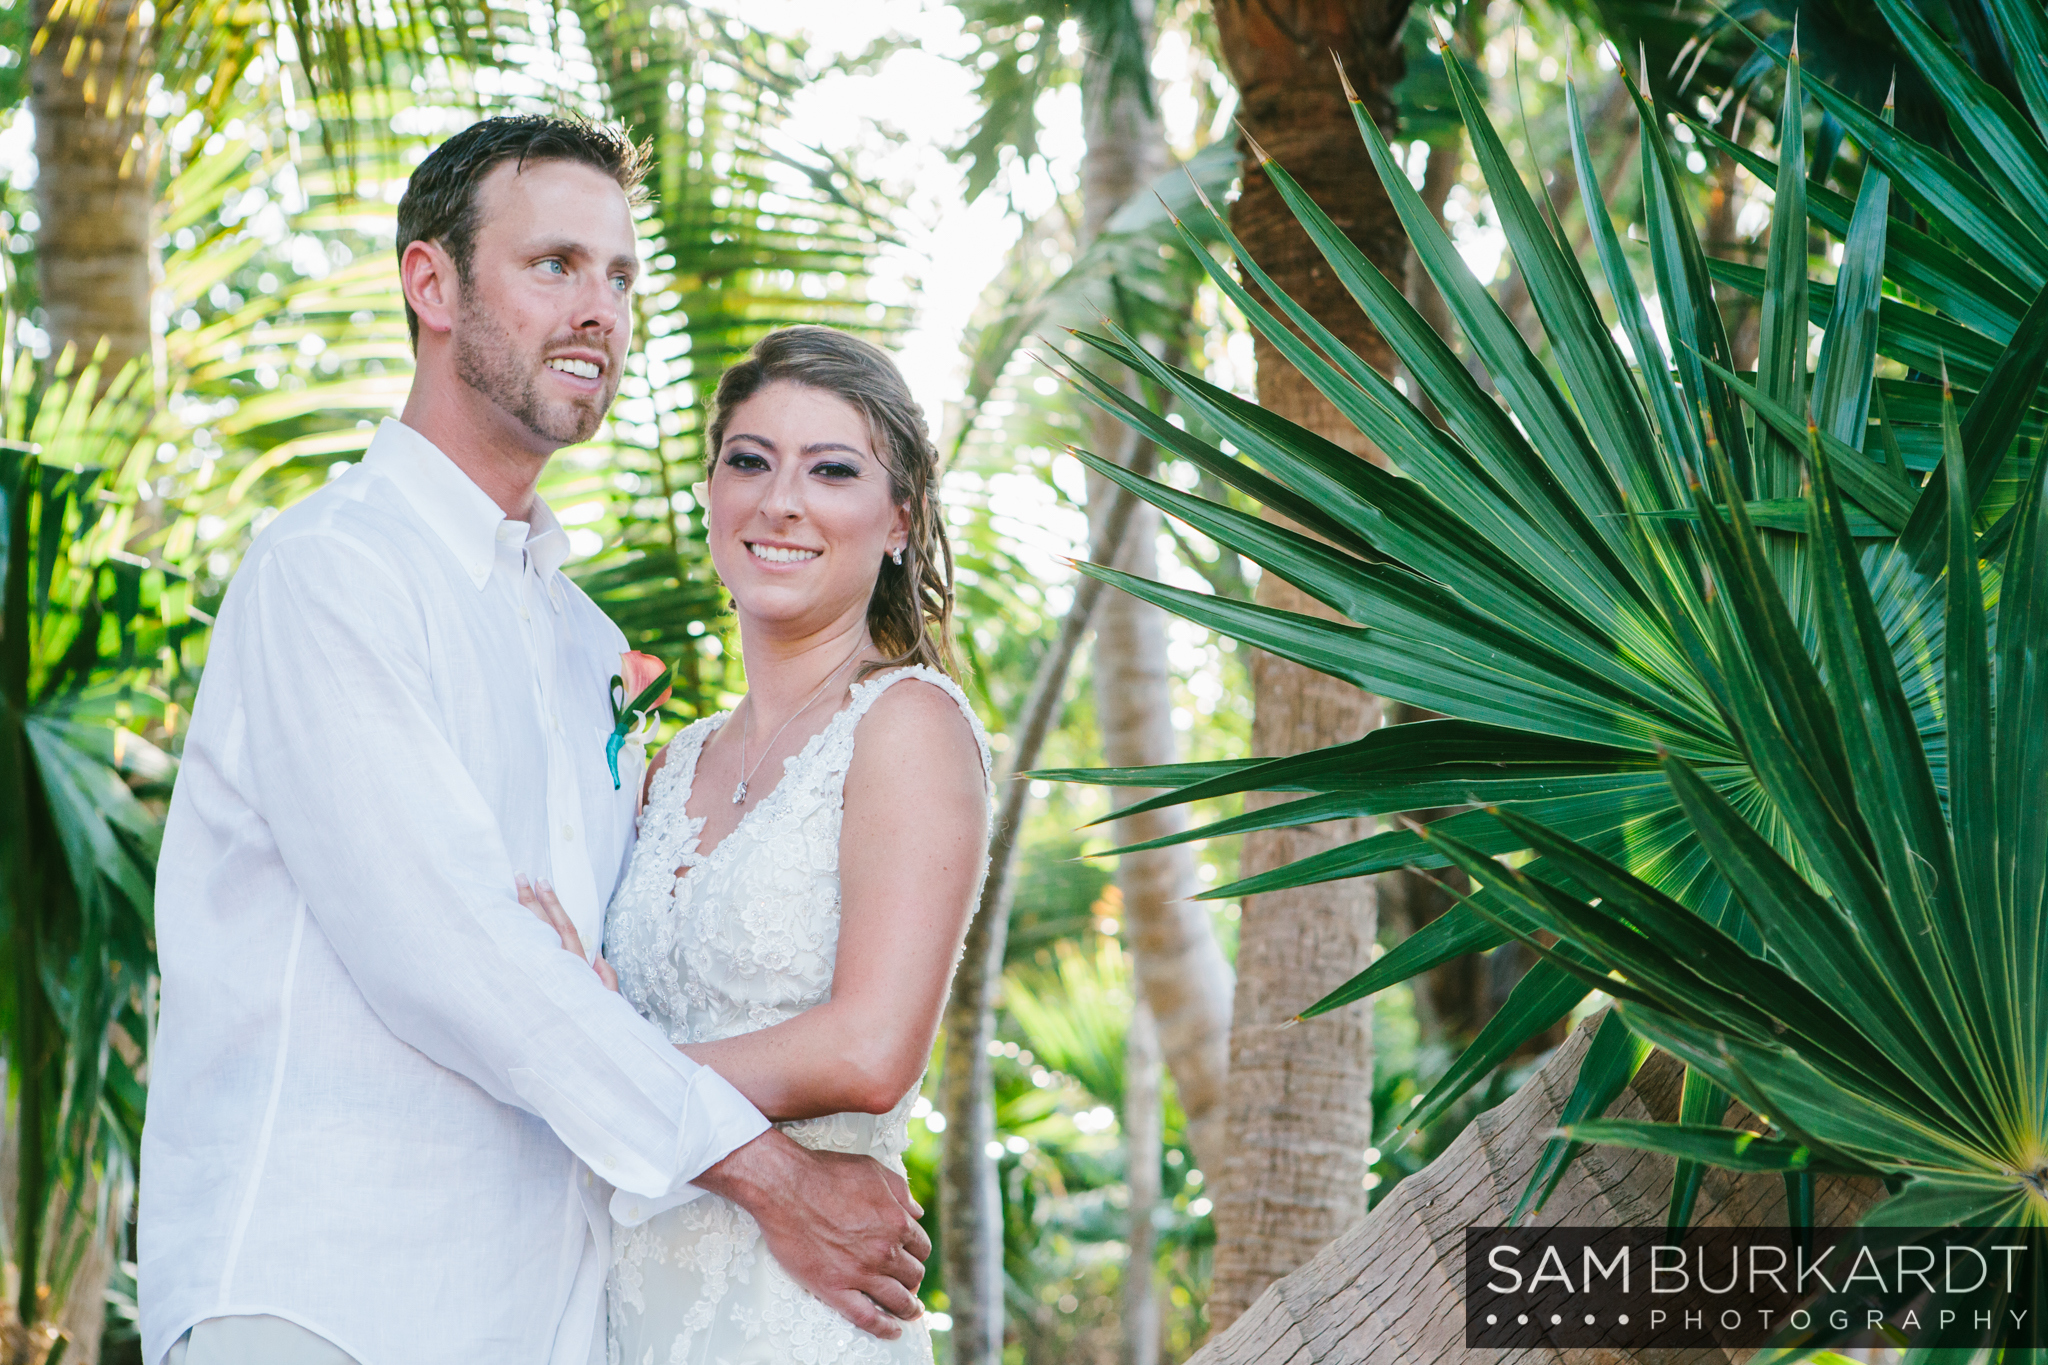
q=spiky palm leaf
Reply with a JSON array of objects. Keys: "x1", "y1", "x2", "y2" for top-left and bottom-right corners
[{"x1": 1040, "y1": 0, "x2": 2048, "y2": 1242}]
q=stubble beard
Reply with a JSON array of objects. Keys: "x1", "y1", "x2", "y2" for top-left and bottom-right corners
[{"x1": 453, "y1": 295, "x2": 617, "y2": 447}]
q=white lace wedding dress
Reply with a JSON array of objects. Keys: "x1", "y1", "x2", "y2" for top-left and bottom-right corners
[{"x1": 603, "y1": 665, "x2": 990, "y2": 1365}]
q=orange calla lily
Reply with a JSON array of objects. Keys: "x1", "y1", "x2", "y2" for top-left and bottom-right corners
[
  {"x1": 619, "y1": 651, "x2": 674, "y2": 711},
  {"x1": 606, "y1": 652, "x2": 675, "y2": 789}
]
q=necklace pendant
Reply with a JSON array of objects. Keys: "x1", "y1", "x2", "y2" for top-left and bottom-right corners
[{"x1": 731, "y1": 779, "x2": 748, "y2": 805}]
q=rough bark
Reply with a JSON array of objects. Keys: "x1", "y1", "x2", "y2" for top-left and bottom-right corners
[
  {"x1": 31, "y1": 0, "x2": 156, "y2": 389},
  {"x1": 1123, "y1": 1003, "x2": 1164, "y2": 1365},
  {"x1": 1186, "y1": 1013, "x2": 1887, "y2": 1365},
  {"x1": 1081, "y1": 0, "x2": 1234, "y2": 1178},
  {"x1": 1207, "y1": 0, "x2": 1411, "y2": 1334}
]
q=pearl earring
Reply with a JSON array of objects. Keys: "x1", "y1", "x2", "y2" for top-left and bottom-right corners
[{"x1": 891, "y1": 547, "x2": 904, "y2": 566}]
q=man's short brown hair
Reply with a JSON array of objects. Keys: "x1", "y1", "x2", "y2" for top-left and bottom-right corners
[{"x1": 395, "y1": 114, "x2": 651, "y2": 347}]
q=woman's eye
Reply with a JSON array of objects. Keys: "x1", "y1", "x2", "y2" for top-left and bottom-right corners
[
  {"x1": 723, "y1": 451, "x2": 769, "y2": 471},
  {"x1": 814, "y1": 462, "x2": 860, "y2": 480}
]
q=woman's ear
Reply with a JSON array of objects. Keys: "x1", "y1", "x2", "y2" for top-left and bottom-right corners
[{"x1": 890, "y1": 500, "x2": 913, "y2": 559}]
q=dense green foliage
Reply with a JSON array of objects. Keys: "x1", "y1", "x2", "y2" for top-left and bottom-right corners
[
  {"x1": 1048, "y1": 0, "x2": 2048, "y2": 1264},
  {"x1": 1, "y1": 355, "x2": 177, "y2": 1339}
]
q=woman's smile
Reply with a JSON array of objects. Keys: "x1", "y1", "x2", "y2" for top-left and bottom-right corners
[{"x1": 746, "y1": 540, "x2": 823, "y2": 566}]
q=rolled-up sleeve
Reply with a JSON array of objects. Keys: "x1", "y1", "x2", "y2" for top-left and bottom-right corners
[{"x1": 237, "y1": 531, "x2": 768, "y2": 1202}]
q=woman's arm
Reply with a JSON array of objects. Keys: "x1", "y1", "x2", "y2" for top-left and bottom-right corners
[{"x1": 678, "y1": 679, "x2": 988, "y2": 1120}]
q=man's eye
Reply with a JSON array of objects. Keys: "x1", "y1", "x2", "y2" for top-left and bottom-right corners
[
  {"x1": 612, "y1": 275, "x2": 631, "y2": 292},
  {"x1": 541, "y1": 259, "x2": 566, "y2": 275}
]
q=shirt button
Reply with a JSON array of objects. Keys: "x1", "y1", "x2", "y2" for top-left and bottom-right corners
[
  {"x1": 601, "y1": 1155, "x2": 618, "y2": 1171},
  {"x1": 562, "y1": 823, "x2": 576, "y2": 841}
]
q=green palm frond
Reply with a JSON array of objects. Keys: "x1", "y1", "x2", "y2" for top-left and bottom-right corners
[
  {"x1": 1045, "y1": 0, "x2": 2048, "y2": 1244},
  {"x1": 953, "y1": 0, "x2": 1157, "y2": 203},
  {"x1": 120, "y1": 16, "x2": 907, "y2": 715},
  {"x1": 2, "y1": 343, "x2": 178, "y2": 1332}
]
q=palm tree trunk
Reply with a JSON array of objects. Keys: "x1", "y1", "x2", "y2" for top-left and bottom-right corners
[
  {"x1": 1183, "y1": 1013, "x2": 1887, "y2": 1364},
  {"x1": 1074, "y1": 13, "x2": 1234, "y2": 1353},
  {"x1": 1122, "y1": 1003, "x2": 1163, "y2": 1365},
  {"x1": 1205, "y1": 0, "x2": 1411, "y2": 1335},
  {"x1": 937, "y1": 453, "x2": 1158, "y2": 1365},
  {"x1": 1079, "y1": 0, "x2": 1234, "y2": 1178},
  {"x1": 30, "y1": 0, "x2": 156, "y2": 387}
]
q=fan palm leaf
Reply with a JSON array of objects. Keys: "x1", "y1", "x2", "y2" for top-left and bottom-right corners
[{"x1": 1042, "y1": 0, "x2": 2048, "y2": 1240}]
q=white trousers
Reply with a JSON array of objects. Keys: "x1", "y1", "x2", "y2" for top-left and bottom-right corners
[{"x1": 166, "y1": 1315, "x2": 359, "y2": 1365}]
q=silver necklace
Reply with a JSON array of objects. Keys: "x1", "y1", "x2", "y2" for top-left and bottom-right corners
[{"x1": 731, "y1": 641, "x2": 867, "y2": 805}]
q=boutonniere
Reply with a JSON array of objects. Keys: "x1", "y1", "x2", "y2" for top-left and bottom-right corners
[{"x1": 606, "y1": 651, "x2": 674, "y2": 790}]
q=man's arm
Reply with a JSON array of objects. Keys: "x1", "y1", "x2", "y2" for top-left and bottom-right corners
[
  {"x1": 696, "y1": 1131, "x2": 932, "y2": 1339},
  {"x1": 233, "y1": 531, "x2": 766, "y2": 1199}
]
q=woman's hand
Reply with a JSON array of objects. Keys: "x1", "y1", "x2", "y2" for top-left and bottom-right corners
[{"x1": 515, "y1": 873, "x2": 620, "y2": 992}]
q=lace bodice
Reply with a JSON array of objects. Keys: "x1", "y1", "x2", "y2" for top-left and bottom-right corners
[{"x1": 603, "y1": 666, "x2": 991, "y2": 1365}]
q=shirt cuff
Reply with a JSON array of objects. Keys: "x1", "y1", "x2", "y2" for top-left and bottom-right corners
[{"x1": 609, "y1": 1064, "x2": 770, "y2": 1228}]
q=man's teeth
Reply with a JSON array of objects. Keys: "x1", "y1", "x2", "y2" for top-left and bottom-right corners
[
  {"x1": 546, "y1": 358, "x2": 601, "y2": 379},
  {"x1": 749, "y1": 543, "x2": 820, "y2": 564}
]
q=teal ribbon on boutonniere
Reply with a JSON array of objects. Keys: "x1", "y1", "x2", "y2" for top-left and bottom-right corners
[{"x1": 606, "y1": 650, "x2": 674, "y2": 789}]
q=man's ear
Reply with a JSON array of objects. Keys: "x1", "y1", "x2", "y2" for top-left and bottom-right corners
[{"x1": 401, "y1": 239, "x2": 460, "y2": 339}]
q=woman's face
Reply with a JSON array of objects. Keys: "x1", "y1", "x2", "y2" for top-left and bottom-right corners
[{"x1": 707, "y1": 379, "x2": 911, "y2": 641}]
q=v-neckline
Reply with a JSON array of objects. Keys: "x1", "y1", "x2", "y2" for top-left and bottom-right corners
[{"x1": 668, "y1": 700, "x2": 851, "y2": 882}]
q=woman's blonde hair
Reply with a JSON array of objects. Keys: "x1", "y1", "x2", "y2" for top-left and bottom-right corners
[{"x1": 706, "y1": 326, "x2": 960, "y2": 679}]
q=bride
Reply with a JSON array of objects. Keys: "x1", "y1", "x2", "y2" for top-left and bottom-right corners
[{"x1": 524, "y1": 325, "x2": 989, "y2": 1364}]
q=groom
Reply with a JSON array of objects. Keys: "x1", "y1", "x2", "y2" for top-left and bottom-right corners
[{"x1": 139, "y1": 116, "x2": 929, "y2": 1365}]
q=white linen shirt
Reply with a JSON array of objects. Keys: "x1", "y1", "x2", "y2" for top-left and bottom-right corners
[{"x1": 140, "y1": 418, "x2": 769, "y2": 1365}]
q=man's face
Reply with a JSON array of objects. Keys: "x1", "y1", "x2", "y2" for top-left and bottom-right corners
[{"x1": 451, "y1": 158, "x2": 638, "y2": 449}]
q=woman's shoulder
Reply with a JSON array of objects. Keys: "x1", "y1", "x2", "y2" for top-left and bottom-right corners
[{"x1": 846, "y1": 667, "x2": 991, "y2": 784}]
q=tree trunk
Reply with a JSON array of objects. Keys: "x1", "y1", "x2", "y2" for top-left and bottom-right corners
[
  {"x1": 936, "y1": 450, "x2": 1159, "y2": 1365},
  {"x1": 1123, "y1": 1003, "x2": 1164, "y2": 1365},
  {"x1": 1080, "y1": 0, "x2": 1234, "y2": 1178},
  {"x1": 30, "y1": 0, "x2": 155, "y2": 389},
  {"x1": 1182, "y1": 1013, "x2": 1887, "y2": 1364},
  {"x1": 1206, "y1": 0, "x2": 1411, "y2": 1335}
]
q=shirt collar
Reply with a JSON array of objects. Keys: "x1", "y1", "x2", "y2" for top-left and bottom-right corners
[{"x1": 361, "y1": 418, "x2": 569, "y2": 592}]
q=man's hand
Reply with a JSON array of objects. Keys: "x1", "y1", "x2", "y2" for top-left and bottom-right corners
[{"x1": 696, "y1": 1128, "x2": 930, "y2": 1339}]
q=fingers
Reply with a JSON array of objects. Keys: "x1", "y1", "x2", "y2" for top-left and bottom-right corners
[
  {"x1": 881, "y1": 1167, "x2": 924, "y2": 1219},
  {"x1": 821, "y1": 1289, "x2": 903, "y2": 1341},
  {"x1": 542, "y1": 884, "x2": 585, "y2": 958},
  {"x1": 594, "y1": 952, "x2": 621, "y2": 993},
  {"x1": 885, "y1": 1243, "x2": 926, "y2": 1294},
  {"x1": 899, "y1": 1216, "x2": 932, "y2": 1265},
  {"x1": 514, "y1": 874, "x2": 586, "y2": 959},
  {"x1": 514, "y1": 873, "x2": 547, "y2": 922},
  {"x1": 861, "y1": 1273, "x2": 922, "y2": 1323}
]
